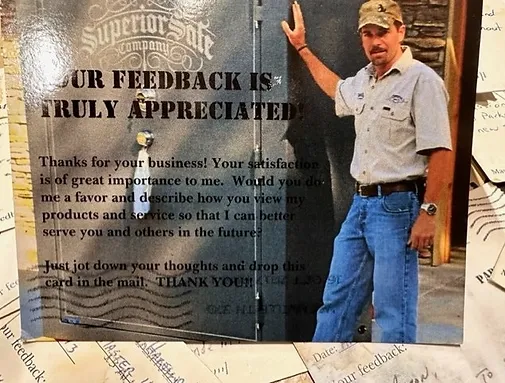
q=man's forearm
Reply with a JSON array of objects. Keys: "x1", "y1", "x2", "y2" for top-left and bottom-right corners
[
  {"x1": 423, "y1": 148, "x2": 453, "y2": 204},
  {"x1": 408, "y1": 148, "x2": 453, "y2": 250},
  {"x1": 298, "y1": 47, "x2": 341, "y2": 99}
]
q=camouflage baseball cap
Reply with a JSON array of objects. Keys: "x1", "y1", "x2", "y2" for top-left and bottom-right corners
[{"x1": 358, "y1": 0, "x2": 403, "y2": 30}]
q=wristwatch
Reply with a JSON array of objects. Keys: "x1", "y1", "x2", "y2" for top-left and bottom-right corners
[{"x1": 420, "y1": 202, "x2": 438, "y2": 216}]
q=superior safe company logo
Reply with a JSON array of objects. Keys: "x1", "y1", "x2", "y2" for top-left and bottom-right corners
[{"x1": 79, "y1": 0, "x2": 215, "y2": 71}]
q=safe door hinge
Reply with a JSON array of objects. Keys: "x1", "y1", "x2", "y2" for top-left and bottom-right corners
[
  {"x1": 253, "y1": 5, "x2": 263, "y2": 24},
  {"x1": 251, "y1": 145, "x2": 263, "y2": 178},
  {"x1": 255, "y1": 291, "x2": 264, "y2": 331}
]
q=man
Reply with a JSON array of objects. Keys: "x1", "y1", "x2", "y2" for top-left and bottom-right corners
[{"x1": 282, "y1": 0, "x2": 452, "y2": 343}]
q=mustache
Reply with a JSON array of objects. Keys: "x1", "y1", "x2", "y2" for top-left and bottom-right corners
[{"x1": 370, "y1": 47, "x2": 386, "y2": 54}]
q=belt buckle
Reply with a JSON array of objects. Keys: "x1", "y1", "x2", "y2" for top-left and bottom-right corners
[{"x1": 357, "y1": 183, "x2": 364, "y2": 196}]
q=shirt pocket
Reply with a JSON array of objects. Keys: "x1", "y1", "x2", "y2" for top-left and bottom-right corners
[
  {"x1": 353, "y1": 102, "x2": 366, "y2": 116},
  {"x1": 353, "y1": 102, "x2": 368, "y2": 135},
  {"x1": 379, "y1": 104, "x2": 410, "y2": 121},
  {"x1": 379, "y1": 104, "x2": 412, "y2": 143}
]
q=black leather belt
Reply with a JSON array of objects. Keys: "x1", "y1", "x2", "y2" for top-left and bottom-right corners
[{"x1": 355, "y1": 179, "x2": 424, "y2": 197}]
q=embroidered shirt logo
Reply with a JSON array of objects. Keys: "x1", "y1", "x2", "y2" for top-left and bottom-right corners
[{"x1": 389, "y1": 94, "x2": 406, "y2": 103}]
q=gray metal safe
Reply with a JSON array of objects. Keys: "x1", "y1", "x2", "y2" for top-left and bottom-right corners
[{"x1": 18, "y1": 0, "x2": 365, "y2": 341}]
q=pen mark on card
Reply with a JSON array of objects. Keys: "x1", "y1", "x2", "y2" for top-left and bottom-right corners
[
  {"x1": 0, "y1": 227, "x2": 15, "y2": 236},
  {"x1": 0, "y1": 309, "x2": 20, "y2": 322},
  {"x1": 96, "y1": 342, "x2": 135, "y2": 383},
  {"x1": 392, "y1": 366, "x2": 435, "y2": 383},
  {"x1": 57, "y1": 340, "x2": 76, "y2": 365},
  {"x1": 136, "y1": 342, "x2": 185, "y2": 383},
  {"x1": 0, "y1": 296, "x2": 19, "y2": 312},
  {"x1": 189, "y1": 341, "x2": 215, "y2": 357},
  {"x1": 213, "y1": 361, "x2": 229, "y2": 377},
  {"x1": 476, "y1": 367, "x2": 494, "y2": 383},
  {"x1": 2, "y1": 312, "x2": 20, "y2": 328}
]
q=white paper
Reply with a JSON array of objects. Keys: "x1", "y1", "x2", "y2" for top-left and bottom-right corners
[
  {"x1": 491, "y1": 244, "x2": 505, "y2": 288},
  {"x1": 0, "y1": 68, "x2": 14, "y2": 234},
  {"x1": 0, "y1": 231, "x2": 19, "y2": 319},
  {"x1": 472, "y1": 92, "x2": 505, "y2": 182},
  {"x1": 477, "y1": 0, "x2": 505, "y2": 93},
  {"x1": 461, "y1": 184, "x2": 505, "y2": 382},
  {"x1": 188, "y1": 341, "x2": 307, "y2": 383}
]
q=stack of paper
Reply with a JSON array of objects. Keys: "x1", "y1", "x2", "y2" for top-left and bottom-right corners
[{"x1": 473, "y1": 0, "x2": 505, "y2": 182}]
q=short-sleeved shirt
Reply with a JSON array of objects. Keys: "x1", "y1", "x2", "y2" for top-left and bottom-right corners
[{"x1": 335, "y1": 46, "x2": 452, "y2": 185}]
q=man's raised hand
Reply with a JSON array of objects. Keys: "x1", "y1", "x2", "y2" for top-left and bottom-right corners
[
  {"x1": 280, "y1": 1, "x2": 339, "y2": 98},
  {"x1": 281, "y1": 1, "x2": 307, "y2": 50}
]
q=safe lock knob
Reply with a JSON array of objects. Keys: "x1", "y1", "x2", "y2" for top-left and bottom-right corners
[{"x1": 136, "y1": 130, "x2": 154, "y2": 148}]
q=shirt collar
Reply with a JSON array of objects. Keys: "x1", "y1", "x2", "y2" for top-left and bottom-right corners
[{"x1": 366, "y1": 45, "x2": 414, "y2": 78}]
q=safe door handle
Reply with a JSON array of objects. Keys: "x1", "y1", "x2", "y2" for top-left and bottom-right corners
[{"x1": 133, "y1": 130, "x2": 154, "y2": 216}]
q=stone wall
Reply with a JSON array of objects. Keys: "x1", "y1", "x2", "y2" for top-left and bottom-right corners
[{"x1": 398, "y1": 0, "x2": 450, "y2": 76}]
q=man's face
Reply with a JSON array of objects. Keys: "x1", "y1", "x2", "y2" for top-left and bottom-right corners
[{"x1": 360, "y1": 23, "x2": 405, "y2": 69}]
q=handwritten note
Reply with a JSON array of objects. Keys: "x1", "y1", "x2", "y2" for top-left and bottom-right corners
[
  {"x1": 295, "y1": 340, "x2": 474, "y2": 383},
  {"x1": 472, "y1": 92, "x2": 505, "y2": 182},
  {"x1": 477, "y1": 0, "x2": 505, "y2": 93},
  {"x1": 188, "y1": 341, "x2": 307, "y2": 383},
  {"x1": 134, "y1": 341, "x2": 222, "y2": 383},
  {"x1": 135, "y1": 342, "x2": 185, "y2": 382}
]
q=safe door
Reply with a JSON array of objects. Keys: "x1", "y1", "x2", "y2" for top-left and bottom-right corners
[
  {"x1": 18, "y1": 0, "x2": 366, "y2": 342},
  {"x1": 19, "y1": 0, "x2": 300, "y2": 341}
]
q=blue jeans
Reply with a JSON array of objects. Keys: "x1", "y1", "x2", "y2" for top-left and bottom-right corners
[{"x1": 312, "y1": 191, "x2": 420, "y2": 343}]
